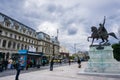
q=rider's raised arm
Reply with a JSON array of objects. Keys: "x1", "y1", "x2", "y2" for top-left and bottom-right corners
[{"x1": 103, "y1": 16, "x2": 106, "y2": 26}]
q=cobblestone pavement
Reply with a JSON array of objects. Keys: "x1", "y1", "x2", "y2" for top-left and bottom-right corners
[{"x1": 0, "y1": 62, "x2": 120, "y2": 80}]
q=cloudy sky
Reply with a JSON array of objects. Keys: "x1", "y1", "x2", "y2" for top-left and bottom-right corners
[{"x1": 0, "y1": 0, "x2": 120, "y2": 53}]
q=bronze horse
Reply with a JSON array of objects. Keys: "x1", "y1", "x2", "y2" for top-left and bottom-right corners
[{"x1": 87, "y1": 16, "x2": 118, "y2": 45}]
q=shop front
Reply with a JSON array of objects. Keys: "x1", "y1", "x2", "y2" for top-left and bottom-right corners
[{"x1": 12, "y1": 50, "x2": 43, "y2": 69}]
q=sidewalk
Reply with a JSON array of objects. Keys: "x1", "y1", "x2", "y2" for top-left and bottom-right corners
[
  {"x1": 0, "y1": 63, "x2": 68, "y2": 77},
  {"x1": 0, "y1": 62, "x2": 119, "y2": 80}
]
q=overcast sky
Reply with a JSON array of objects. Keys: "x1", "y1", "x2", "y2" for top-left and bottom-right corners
[{"x1": 0, "y1": 0, "x2": 120, "y2": 53}]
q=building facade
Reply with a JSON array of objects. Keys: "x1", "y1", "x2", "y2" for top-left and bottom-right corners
[
  {"x1": 59, "y1": 46, "x2": 69, "y2": 59},
  {"x1": 37, "y1": 32, "x2": 60, "y2": 57},
  {"x1": 0, "y1": 13, "x2": 59, "y2": 60}
]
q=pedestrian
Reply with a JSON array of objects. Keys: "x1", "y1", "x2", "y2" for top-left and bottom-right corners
[
  {"x1": 50, "y1": 57, "x2": 54, "y2": 71},
  {"x1": 0, "y1": 60, "x2": 4, "y2": 72},
  {"x1": 59, "y1": 59, "x2": 62, "y2": 65},
  {"x1": 15, "y1": 60, "x2": 22, "y2": 80},
  {"x1": 4, "y1": 60, "x2": 8, "y2": 70},
  {"x1": 68, "y1": 59, "x2": 71, "y2": 66},
  {"x1": 77, "y1": 59, "x2": 81, "y2": 68}
]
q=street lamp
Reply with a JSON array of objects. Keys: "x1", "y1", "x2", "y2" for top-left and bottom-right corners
[{"x1": 74, "y1": 43, "x2": 76, "y2": 54}]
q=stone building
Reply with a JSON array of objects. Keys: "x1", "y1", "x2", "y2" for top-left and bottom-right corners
[
  {"x1": 59, "y1": 46, "x2": 69, "y2": 59},
  {"x1": 37, "y1": 32, "x2": 60, "y2": 57},
  {"x1": 0, "y1": 12, "x2": 59, "y2": 60}
]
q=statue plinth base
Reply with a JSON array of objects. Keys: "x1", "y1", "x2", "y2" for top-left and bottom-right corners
[{"x1": 85, "y1": 45, "x2": 120, "y2": 73}]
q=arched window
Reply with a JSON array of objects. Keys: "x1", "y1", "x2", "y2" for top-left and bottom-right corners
[
  {"x1": 13, "y1": 42, "x2": 16, "y2": 49},
  {"x1": 0, "y1": 39, "x2": 1, "y2": 46},
  {"x1": 8, "y1": 41, "x2": 12, "y2": 48},
  {"x1": 25, "y1": 45, "x2": 27, "y2": 49},
  {"x1": 36, "y1": 47, "x2": 38, "y2": 51},
  {"x1": 14, "y1": 35, "x2": 17, "y2": 39},
  {"x1": 0, "y1": 30, "x2": 2, "y2": 35},
  {"x1": 2, "y1": 40, "x2": 6, "y2": 47},
  {"x1": 17, "y1": 43, "x2": 20, "y2": 49},
  {"x1": 21, "y1": 44, "x2": 24, "y2": 50}
]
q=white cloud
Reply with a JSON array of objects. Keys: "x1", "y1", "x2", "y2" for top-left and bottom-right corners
[
  {"x1": 37, "y1": 21, "x2": 61, "y2": 36},
  {"x1": 1, "y1": 0, "x2": 120, "y2": 53}
]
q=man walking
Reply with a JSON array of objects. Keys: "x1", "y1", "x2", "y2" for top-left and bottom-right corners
[
  {"x1": 15, "y1": 60, "x2": 21, "y2": 80},
  {"x1": 50, "y1": 57, "x2": 54, "y2": 71},
  {"x1": 77, "y1": 58, "x2": 81, "y2": 68},
  {"x1": 68, "y1": 59, "x2": 71, "y2": 66}
]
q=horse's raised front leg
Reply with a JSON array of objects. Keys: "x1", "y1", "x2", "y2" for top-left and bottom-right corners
[{"x1": 87, "y1": 37, "x2": 91, "y2": 41}]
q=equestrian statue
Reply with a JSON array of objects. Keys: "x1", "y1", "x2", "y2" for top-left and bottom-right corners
[{"x1": 87, "y1": 16, "x2": 118, "y2": 46}]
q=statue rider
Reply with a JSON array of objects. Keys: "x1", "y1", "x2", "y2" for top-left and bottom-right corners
[{"x1": 98, "y1": 16, "x2": 108, "y2": 39}]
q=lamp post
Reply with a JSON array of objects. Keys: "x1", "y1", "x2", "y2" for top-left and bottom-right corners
[
  {"x1": 53, "y1": 44, "x2": 55, "y2": 56},
  {"x1": 74, "y1": 43, "x2": 76, "y2": 54}
]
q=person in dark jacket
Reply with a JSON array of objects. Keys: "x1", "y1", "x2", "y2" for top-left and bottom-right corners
[
  {"x1": 0, "y1": 60, "x2": 3, "y2": 72},
  {"x1": 68, "y1": 59, "x2": 71, "y2": 65},
  {"x1": 50, "y1": 57, "x2": 54, "y2": 71},
  {"x1": 4, "y1": 60, "x2": 8, "y2": 70},
  {"x1": 77, "y1": 59, "x2": 81, "y2": 68},
  {"x1": 15, "y1": 60, "x2": 21, "y2": 80}
]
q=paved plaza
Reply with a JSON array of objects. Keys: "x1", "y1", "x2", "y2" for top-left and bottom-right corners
[{"x1": 0, "y1": 62, "x2": 120, "y2": 80}]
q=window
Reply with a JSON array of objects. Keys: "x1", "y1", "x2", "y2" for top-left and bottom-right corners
[
  {"x1": 14, "y1": 35, "x2": 17, "y2": 39},
  {"x1": 29, "y1": 31, "x2": 32, "y2": 35},
  {"x1": 26, "y1": 38, "x2": 27, "y2": 42},
  {"x1": 25, "y1": 45, "x2": 27, "y2": 49},
  {"x1": 21, "y1": 44, "x2": 24, "y2": 50},
  {"x1": 4, "y1": 17, "x2": 9, "y2": 26},
  {"x1": 10, "y1": 33, "x2": 12, "y2": 38},
  {"x1": 5, "y1": 32, "x2": 8, "y2": 36},
  {"x1": 19, "y1": 36, "x2": 21, "y2": 40},
  {"x1": 8, "y1": 41, "x2": 12, "y2": 48},
  {"x1": 2, "y1": 40, "x2": 6, "y2": 47},
  {"x1": 17, "y1": 43, "x2": 20, "y2": 49},
  {"x1": 29, "y1": 39, "x2": 30, "y2": 43},
  {"x1": 22, "y1": 37, "x2": 24, "y2": 41},
  {"x1": 23, "y1": 28, "x2": 26, "y2": 33},
  {"x1": 35, "y1": 34, "x2": 36, "y2": 37},
  {"x1": 14, "y1": 22, "x2": 19, "y2": 30},
  {"x1": 13, "y1": 42, "x2": 16, "y2": 49},
  {"x1": 5, "y1": 20, "x2": 11, "y2": 27},
  {"x1": 0, "y1": 30, "x2": 2, "y2": 35},
  {"x1": 0, "y1": 39, "x2": 1, "y2": 45},
  {"x1": 15, "y1": 25, "x2": 19, "y2": 30},
  {"x1": 36, "y1": 47, "x2": 38, "y2": 51}
]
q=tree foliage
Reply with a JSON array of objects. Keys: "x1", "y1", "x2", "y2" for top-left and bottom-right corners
[
  {"x1": 69, "y1": 56, "x2": 75, "y2": 59},
  {"x1": 112, "y1": 43, "x2": 120, "y2": 61}
]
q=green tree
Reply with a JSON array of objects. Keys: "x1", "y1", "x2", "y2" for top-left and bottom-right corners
[
  {"x1": 69, "y1": 56, "x2": 75, "y2": 60},
  {"x1": 112, "y1": 43, "x2": 120, "y2": 61}
]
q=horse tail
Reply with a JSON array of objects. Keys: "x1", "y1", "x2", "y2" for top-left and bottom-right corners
[{"x1": 108, "y1": 32, "x2": 118, "y2": 39}]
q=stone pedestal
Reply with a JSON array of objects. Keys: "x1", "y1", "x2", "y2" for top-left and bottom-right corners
[{"x1": 85, "y1": 45, "x2": 120, "y2": 73}]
